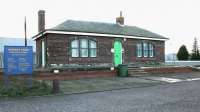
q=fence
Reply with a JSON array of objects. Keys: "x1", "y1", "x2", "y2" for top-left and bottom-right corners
[{"x1": 165, "y1": 61, "x2": 200, "y2": 67}]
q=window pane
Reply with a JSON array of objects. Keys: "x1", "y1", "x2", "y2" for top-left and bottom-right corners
[
  {"x1": 143, "y1": 43, "x2": 148, "y2": 50},
  {"x1": 143, "y1": 43, "x2": 148, "y2": 57},
  {"x1": 89, "y1": 41, "x2": 96, "y2": 48},
  {"x1": 149, "y1": 44, "x2": 154, "y2": 50},
  {"x1": 81, "y1": 49, "x2": 88, "y2": 57},
  {"x1": 149, "y1": 51, "x2": 153, "y2": 57},
  {"x1": 89, "y1": 40, "x2": 97, "y2": 57},
  {"x1": 90, "y1": 49, "x2": 97, "y2": 57},
  {"x1": 149, "y1": 44, "x2": 154, "y2": 57},
  {"x1": 72, "y1": 49, "x2": 79, "y2": 57},
  {"x1": 137, "y1": 43, "x2": 142, "y2": 57},
  {"x1": 71, "y1": 40, "x2": 78, "y2": 48},
  {"x1": 81, "y1": 39, "x2": 88, "y2": 48}
]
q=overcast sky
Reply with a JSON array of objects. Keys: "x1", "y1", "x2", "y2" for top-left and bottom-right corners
[{"x1": 0, "y1": 0, "x2": 200, "y2": 54}]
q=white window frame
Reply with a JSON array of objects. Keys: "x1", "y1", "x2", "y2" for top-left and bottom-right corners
[
  {"x1": 143, "y1": 43, "x2": 148, "y2": 57},
  {"x1": 89, "y1": 40, "x2": 97, "y2": 57},
  {"x1": 71, "y1": 39, "x2": 97, "y2": 58},
  {"x1": 71, "y1": 40, "x2": 79, "y2": 57},
  {"x1": 80, "y1": 39, "x2": 89, "y2": 57},
  {"x1": 136, "y1": 43, "x2": 142, "y2": 57},
  {"x1": 149, "y1": 43, "x2": 154, "y2": 57}
]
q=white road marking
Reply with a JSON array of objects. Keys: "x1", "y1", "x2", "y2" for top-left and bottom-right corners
[
  {"x1": 186, "y1": 78, "x2": 200, "y2": 81},
  {"x1": 157, "y1": 77, "x2": 183, "y2": 83},
  {"x1": 149, "y1": 77, "x2": 183, "y2": 83},
  {"x1": 146, "y1": 76, "x2": 200, "y2": 83}
]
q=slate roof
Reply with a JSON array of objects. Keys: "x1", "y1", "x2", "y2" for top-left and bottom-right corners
[{"x1": 50, "y1": 20, "x2": 168, "y2": 39}]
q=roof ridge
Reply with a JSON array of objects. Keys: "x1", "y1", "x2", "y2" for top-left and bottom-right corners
[
  {"x1": 50, "y1": 19, "x2": 168, "y2": 39},
  {"x1": 65, "y1": 19, "x2": 117, "y2": 25}
]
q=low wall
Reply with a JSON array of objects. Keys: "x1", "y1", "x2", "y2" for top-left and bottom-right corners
[
  {"x1": 35, "y1": 70, "x2": 117, "y2": 80},
  {"x1": 143, "y1": 66, "x2": 193, "y2": 74},
  {"x1": 0, "y1": 69, "x2": 117, "y2": 80},
  {"x1": 0, "y1": 66, "x2": 196, "y2": 79}
]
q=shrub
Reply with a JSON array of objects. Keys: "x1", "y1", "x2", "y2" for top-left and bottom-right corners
[{"x1": 177, "y1": 45, "x2": 189, "y2": 60}]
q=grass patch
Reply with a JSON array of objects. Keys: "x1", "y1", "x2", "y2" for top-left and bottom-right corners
[
  {"x1": 0, "y1": 79, "x2": 52, "y2": 98},
  {"x1": 59, "y1": 77, "x2": 161, "y2": 94}
]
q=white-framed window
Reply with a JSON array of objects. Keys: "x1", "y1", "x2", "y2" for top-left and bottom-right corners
[
  {"x1": 149, "y1": 43, "x2": 154, "y2": 57},
  {"x1": 136, "y1": 43, "x2": 142, "y2": 57},
  {"x1": 71, "y1": 39, "x2": 97, "y2": 57},
  {"x1": 89, "y1": 40, "x2": 97, "y2": 57},
  {"x1": 80, "y1": 39, "x2": 88, "y2": 57},
  {"x1": 71, "y1": 40, "x2": 79, "y2": 57},
  {"x1": 136, "y1": 42, "x2": 155, "y2": 58},
  {"x1": 143, "y1": 43, "x2": 148, "y2": 57}
]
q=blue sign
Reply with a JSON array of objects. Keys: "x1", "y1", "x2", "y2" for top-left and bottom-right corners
[{"x1": 4, "y1": 46, "x2": 33, "y2": 75}]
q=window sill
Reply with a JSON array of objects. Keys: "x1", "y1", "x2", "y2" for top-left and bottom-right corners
[
  {"x1": 71, "y1": 57, "x2": 97, "y2": 58},
  {"x1": 136, "y1": 57, "x2": 156, "y2": 60},
  {"x1": 136, "y1": 56, "x2": 155, "y2": 58}
]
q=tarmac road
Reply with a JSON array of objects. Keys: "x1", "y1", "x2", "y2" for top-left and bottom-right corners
[{"x1": 1, "y1": 78, "x2": 200, "y2": 112}]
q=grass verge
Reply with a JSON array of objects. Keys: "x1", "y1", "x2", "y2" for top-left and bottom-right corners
[{"x1": 0, "y1": 79, "x2": 52, "y2": 98}]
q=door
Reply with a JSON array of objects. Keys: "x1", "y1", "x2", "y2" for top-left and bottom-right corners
[{"x1": 114, "y1": 40, "x2": 122, "y2": 66}]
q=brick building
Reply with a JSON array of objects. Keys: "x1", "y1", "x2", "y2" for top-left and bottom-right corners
[{"x1": 33, "y1": 10, "x2": 168, "y2": 68}]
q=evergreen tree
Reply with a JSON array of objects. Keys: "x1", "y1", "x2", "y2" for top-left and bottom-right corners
[
  {"x1": 197, "y1": 50, "x2": 200, "y2": 60},
  {"x1": 191, "y1": 38, "x2": 200, "y2": 60},
  {"x1": 177, "y1": 45, "x2": 189, "y2": 60}
]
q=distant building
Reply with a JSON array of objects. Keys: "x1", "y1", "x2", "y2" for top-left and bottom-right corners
[
  {"x1": 33, "y1": 10, "x2": 168, "y2": 68},
  {"x1": 165, "y1": 53, "x2": 178, "y2": 61},
  {"x1": 0, "y1": 37, "x2": 36, "y2": 68}
]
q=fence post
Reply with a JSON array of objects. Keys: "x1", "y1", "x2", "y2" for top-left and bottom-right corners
[
  {"x1": 52, "y1": 69, "x2": 60, "y2": 94},
  {"x1": 53, "y1": 80, "x2": 60, "y2": 94}
]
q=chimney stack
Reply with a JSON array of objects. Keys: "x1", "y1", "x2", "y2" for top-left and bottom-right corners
[
  {"x1": 38, "y1": 10, "x2": 45, "y2": 32},
  {"x1": 116, "y1": 11, "x2": 124, "y2": 25}
]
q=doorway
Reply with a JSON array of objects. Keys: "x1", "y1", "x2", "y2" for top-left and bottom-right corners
[{"x1": 114, "y1": 40, "x2": 122, "y2": 66}]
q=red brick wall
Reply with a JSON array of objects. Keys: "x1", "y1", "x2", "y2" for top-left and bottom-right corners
[
  {"x1": 123, "y1": 38, "x2": 165, "y2": 64},
  {"x1": 0, "y1": 70, "x2": 116, "y2": 80},
  {"x1": 35, "y1": 70, "x2": 117, "y2": 80},
  {"x1": 36, "y1": 33, "x2": 165, "y2": 67},
  {"x1": 144, "y1": 67, "x2": 193, "y2": 74},
  {"x1": 46, "y1": 34, "x2": 69, "y2": 64}
]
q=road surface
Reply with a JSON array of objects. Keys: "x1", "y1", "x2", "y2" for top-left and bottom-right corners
[{"x1": 1, "y1": 78, "x2": 200, "y2": 112}]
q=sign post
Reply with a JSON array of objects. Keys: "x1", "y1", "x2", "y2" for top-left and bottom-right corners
[{"x1": 3, "y1": 46, "x2": 33, "y2": 87}]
